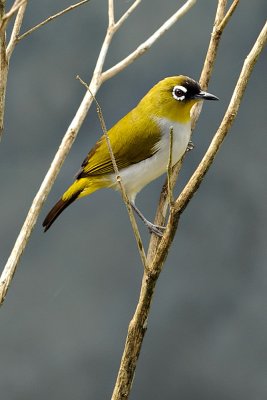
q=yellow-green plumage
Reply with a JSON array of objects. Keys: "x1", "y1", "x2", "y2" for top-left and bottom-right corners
[
  {"x1": 43, "y1": 76, "x2": 218, "y2": 233},
  {"x1": 63, "y1": 109, "x2": 161, "y2": 199}
]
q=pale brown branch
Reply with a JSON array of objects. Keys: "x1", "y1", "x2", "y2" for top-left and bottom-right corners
[
  {"x1": 0, "y1": 0, "x2": 27, "y2": 141},
  {"x1": 17, "y1": 0, "x2": 90, "y2": 42},
  {"x1": 167, "y1": 127, "x2": 174, "y2": 207},
  {"x1": 191, "y1": 0, "x2": 228, "y2": 126},
  {"x1": 1, "y1": 0, "x2": 26, "y2": 24},
  {"x1": 108, "y1": 0, "x2": 115, "y2": 28},
  {"x1": 0, "y1": 1, "x2": 8, "y2": 141},
  {"x1": 114, "y1": 0, "x2": 141, "y2": 30},
  {"x1": 218, "y1": 0, "x2": 239, "y2": 32},
  {"x1": 6, "y1": 0, "x2": 27, "y2": 59}
]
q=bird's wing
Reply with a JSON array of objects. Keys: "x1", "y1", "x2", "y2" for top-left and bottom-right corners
[{"x1": 77, "y1": 109, "x2": 161, "y2": 178}]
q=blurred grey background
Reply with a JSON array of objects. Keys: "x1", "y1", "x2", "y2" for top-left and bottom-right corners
[{"x1": 0, "y1": 1, "x2": 267, "y2": 399}]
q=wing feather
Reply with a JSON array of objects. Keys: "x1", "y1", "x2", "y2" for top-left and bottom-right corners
[{"x1": 77, "y1": 108, "x2": 161, "y2": 179}]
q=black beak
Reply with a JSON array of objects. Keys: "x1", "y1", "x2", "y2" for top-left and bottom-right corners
[{"x1": 194, "y1": 90, "x2": 219, "y2": 101}]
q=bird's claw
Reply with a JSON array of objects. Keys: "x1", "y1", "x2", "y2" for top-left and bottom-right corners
[
  {"x1": 186, "y1": 140, "x2": 194, "y2": 152},
  {"x1": 146, "y1": 222, "x2": 166, "y2": 237}
]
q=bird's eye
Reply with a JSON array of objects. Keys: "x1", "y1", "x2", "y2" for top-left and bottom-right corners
[{"x1": 172, "y1": 85, "x2": 187, "y2": 101}]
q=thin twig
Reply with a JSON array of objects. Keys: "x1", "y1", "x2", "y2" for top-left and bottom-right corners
[
  {"x1": 191, "y1": 0, "x2": 227, "y2": 128},
  {"x1": 76, "y1": 75, "x2": 148, "y2": 271},
  {"x1": 167, "y1": 127, "x2": 174, "y2": 207},
  {"x1": 0, "y1": 0, "x2": 8, "y2": 140},
  {"x1": 108, "y1": 0, "x2": 115, "y2": 28},
  {"x1": 218, "y1": 0, "x2": 239, "y2": 32},
  {"x1": 1, "y1": 0, "x2": 26, "y2": 25},
  {"x1": 115, "y1": 0, "x2": 141, "y2": 30},
  {"x1": 17, "y1": 0, "x2": 90, "y2": 42}
]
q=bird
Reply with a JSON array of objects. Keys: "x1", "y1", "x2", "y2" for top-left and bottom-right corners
[{"x1": 43, "y1": 75, "x2": 218, "y2": 236}]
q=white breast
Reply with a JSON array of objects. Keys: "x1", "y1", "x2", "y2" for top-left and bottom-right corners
[{"x1": 111, "y1": 118, "x2": 191, "y2": 202}]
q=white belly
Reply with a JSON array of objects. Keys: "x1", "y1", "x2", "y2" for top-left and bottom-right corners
[{"x1": 112, "y1": 118, "x2": 191, "y2": 202}]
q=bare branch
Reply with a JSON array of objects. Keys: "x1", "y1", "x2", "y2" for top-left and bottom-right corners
[
  {"x1": 0, "y1": 0, "x2": 27, "y2": 141},
  {"x1": 0, "y1": 1, "x2": 8, "y2": 141},
  {"x1": 102, "y1": 0, "x2": 197, "y2": 82},
  {"x1": 114, "y1": 0, "x2": 141, "y2": 30},
  {"x1": 218, "y1": 0, "x2": 239, "y2": 32},
  {"x1": 167, "y1": 127, "x2": 174, "y2": 207},
  {"x1": 6, "y1": 0, "x2": 27, "y2": 59},
  {"x1": 191, "y1": 0, "x2": 228, "y2": 127},
  {"x1": 1, "y1": 0, "x2": 26, "y2": 25},
  {"x1": 108, "y1": 0, "x2": 115, "y2": 28},
  {"x1": 17, "y1": 0, "x2": 90, "y2": 42}
]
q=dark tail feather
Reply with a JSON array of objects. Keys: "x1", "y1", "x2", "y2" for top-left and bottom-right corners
[{"x1": 43, "y1": 193, "x2": 80, "y2": 232}]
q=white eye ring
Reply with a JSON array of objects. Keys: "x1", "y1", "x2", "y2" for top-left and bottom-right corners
[{"x1": 172, "y1": 85, "x2": 187, "y2": 101}]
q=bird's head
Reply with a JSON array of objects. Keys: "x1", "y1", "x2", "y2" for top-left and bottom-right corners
[{"x1": 139, "y1": 75, "x2": 219, "y2": 123}]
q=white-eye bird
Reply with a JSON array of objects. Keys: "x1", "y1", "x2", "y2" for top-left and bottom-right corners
[{"x1": 43, "y1": 75, "x2": 218, "y2": 235}]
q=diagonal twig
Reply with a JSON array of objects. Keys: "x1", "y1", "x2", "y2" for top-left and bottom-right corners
[
  {"x1": 218, "y1": 0, "x2": 239, "y2": 32},
  {"x1": 167, "y1": 127, "x2": 174, "y2": 207},
  {"x1": 17, "y1": 0, "x2": 90, "y2": 42},
  {"x1": 115, "y1": 0, "x2": 141, "y2": 30}
]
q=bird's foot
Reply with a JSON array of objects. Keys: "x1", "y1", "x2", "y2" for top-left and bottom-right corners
[
  {"x1": 186, "y1": 140, "x2": 194, "y2": 152},
  {"x1": 145, "y1": 221, "x2": 166, "y2": 237}
]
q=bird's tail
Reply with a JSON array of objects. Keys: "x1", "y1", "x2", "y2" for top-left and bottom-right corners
[
  {"x1": 42, "y1": 193, "x2": 80, "y2": 232},
  {"x1": 43, "y1": 177, "x2": 109, "y2": 232}
]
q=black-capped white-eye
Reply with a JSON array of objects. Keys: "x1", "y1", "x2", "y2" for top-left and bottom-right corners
[{"x1": 172, "y1": 85, "x2": 187, "y2": 101}]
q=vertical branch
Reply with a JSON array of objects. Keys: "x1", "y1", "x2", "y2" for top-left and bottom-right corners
[
  {"x1": 0, "y1": 0, "x2": 28, "y2": 141},
  {"x1": 111, "y1": 271, "x2": 158, "y2": 400},
  {"x1": 191, "y1": 0, "x2": 238, "y2": 128},
  {"x1": 167, "y1": 127, "x2": 174, "y2": 207},
  {"x1": 0, "y1": 0, "x2": 8, "y2": 141}
]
